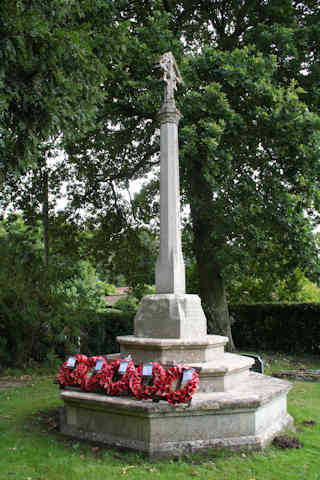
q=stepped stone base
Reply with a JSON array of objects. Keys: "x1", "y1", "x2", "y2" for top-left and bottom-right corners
[
  {"x1": 191, "y1": 353, "x2": 255, "y2": 393},
  {"x1": 60, "y1": 373, "x2": 293, "y2": 458},
  {"x1": 60, "y1": 292, "x2": 293, "y2": 457},
  {"x1": 117, "y1": 334, "x2": 228, "y2": 364}
]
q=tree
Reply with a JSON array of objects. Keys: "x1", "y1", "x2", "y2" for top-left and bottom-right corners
[
  {"x1": 0, "y1": 0, "x2": 138, "y2": 268},
  {"x1": 3, "y1": 1, "x2": 320, "y2": 350},
  {"x1": 0, "y1": 0, "x2": 123, "y2": 177},
  {"x1": 179, "y1": 47, "x2": 320, "y2": 348},
  {"x1": 71, "y1": 1, "x2": 320, "y2": 349},
  {"x1": 0, "y1": 216, "x2": 111, "y2": 367}
]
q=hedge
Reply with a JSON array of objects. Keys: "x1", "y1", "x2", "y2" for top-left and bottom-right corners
[
  {"x1": 230, "y1": 303, "x2": 320, "y2": 354},
  {"x1": 86, "y1": 303, "x2": 320, "y2": 357},
  {"x1": 1, "y1": 302, "x2": 319, "y2": 368}
]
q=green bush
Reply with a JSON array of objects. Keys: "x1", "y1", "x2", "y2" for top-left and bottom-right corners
[
  {"x1": 113, "y1": 296, "x2": 139, "y2": 313},
  {"x1": 84, "y1": 309, "x2": 134, "y2": 355},
  {"x1": 230, "y1": 303, "x2": 320, "y2": 354},
  {"x1": 0, "y1": 217, "x2": 115, "y2": 368},
  {"x1": 131, "y1": 284, "x2": 156, "y2": 300}
]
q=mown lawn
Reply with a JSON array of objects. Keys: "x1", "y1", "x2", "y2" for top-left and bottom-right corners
[{"x1": 0, "y1": 353, "x2": 320, "y2": 480}]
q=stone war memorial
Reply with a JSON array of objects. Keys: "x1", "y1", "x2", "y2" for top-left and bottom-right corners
[{"x1": 60, "y1": 52, "x2": 293, "y2": 458}]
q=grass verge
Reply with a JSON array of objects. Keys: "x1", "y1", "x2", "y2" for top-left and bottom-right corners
[{"x1": 0, "y1": 353, "x2": 320, "y2": 480}]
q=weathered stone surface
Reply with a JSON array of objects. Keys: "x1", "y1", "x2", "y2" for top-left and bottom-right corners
[
  {"x1": 155, "y1": 105, "x2": 185, "y2": 295},
  {"x1": 191, "y1": 353, "x2": 255, "y2": 392},
  {"x1": 60, "y1": 373, "x2": 293, "y2": 458},
  {"x1": 134, "y1": 294, "x2": 207, "y2": 339},
  {"x1": 117, "y1": 334, "x2": 228, "y2": 364},
  {"x1": 155, "y1": 53, "x2": 185, "y2": 295}
]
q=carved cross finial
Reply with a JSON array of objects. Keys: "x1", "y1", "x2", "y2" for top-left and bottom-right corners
[{"x1": 158, "y1": 52, "x2": 183, "y2": 104}]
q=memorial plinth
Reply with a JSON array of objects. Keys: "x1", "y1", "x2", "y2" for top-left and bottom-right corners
[
  {"x1": 60, "y1": 374, "x2": 293, "y2": 458},
  {"x1": 60, "y1": 52, "x2": 293, "y2": 457}
]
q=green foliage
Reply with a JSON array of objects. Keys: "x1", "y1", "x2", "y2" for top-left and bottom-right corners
[
  {"x1": 65, "y1": 1, "x2": 319, "y2": 341},
  {"x1": 0, "y1": 217, "x2": 110, "y2": 367},
  {"x1": 108, "y1": 228, "x2": 157, "y2": 292},
  {"x1": 61, "y1": 260, "x2": 109, "y2": 313},
  {"x1": 230, "y1": 303, "x2": 320, "y2": 354},
  {"x1": 131, "y1": 283, "x2": 156, "y2": 300},
  {"x1": 229, "y1": 269, "x2": 320, "y2": 304},
  {"x1": 113, "y1": 296, "x2": 139, "y2": 314},
  {"x1": 298, "y1": 277, "x2": 320, "y2": 303},
  {"x1": 0, "y1": 0, "x2": 115, "y2": 176},
  {"x1": 2, "y1": 0, "x2": 320, "y2": 348},
  {"x1": 102, "y1": 283, "x2": 117, "y2": 296},
  {"x1": 181, "y1": 46, "x2": 320, "y2": 284},
  {"x1": 85, "y1": 310, "x2": 134, "y2": 356}
]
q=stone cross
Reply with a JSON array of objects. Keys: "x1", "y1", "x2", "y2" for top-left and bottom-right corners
[{"x1": 155, "y1": 52, "x2": 185, "y2": 294}]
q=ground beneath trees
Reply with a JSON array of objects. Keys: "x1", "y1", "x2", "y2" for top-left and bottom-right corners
[{"x1": 0, "y1": 375, "x2": 32, "y2": 390}]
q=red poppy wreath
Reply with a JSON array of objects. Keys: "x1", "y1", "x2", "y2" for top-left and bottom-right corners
[
  {"x1": 159, "y1": 365, "x2": 199, "y2": 405},
  {"x1": 129, "y1": 362, "x2": 166, "y2": 400},
  {"x1": 80, "y1": 356, "x2": 109, "y2": 392},
  {"x1": 57, "y1": 353, "x2": 90, "y2": 388},
  {"x1": 100, "y1": 358, "x2": 137, "y2": 396}
]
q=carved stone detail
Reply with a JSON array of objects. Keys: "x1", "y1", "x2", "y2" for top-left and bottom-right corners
[
  {"x1": 158, "y1": 51, "x2": 183, "y2": 105},
  {"x1": 158, "y1": 107, "x2": 181, "y2": 125}
]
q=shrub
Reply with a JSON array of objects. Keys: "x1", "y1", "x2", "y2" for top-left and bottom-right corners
[
  {"x1": 114, "y1": 296, "x2": 139, "y2": 313},
  {"x1": 0, "y1": 217, "x2": 114, "y2": 367},
  {"x1": 230, "y1": 303, "x2": 320, "y2": 354},
  {"x1": 84, "y1": 309, "x2": 134, "y2": 355}
]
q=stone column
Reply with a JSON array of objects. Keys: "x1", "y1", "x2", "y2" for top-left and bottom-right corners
[{"x1": 155, "y1": 101, "x2": 185, "y2": 294}]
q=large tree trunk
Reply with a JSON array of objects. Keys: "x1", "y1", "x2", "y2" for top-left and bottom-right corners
[
  {"x1": 191, "y1": 214, "x2": 235, "y2": 351},
  {"x1": 186, "y1": 153, "x2": 236, "y2": 351},
  {"x1": 196, "y1": 246, "x2": 235, "y2": 351}
]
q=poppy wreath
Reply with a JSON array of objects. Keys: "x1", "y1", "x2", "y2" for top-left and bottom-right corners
[
  {"x1": 129, "y1": 362, "x2": 166, "y2": 400},
  {"x1": 57, "y1": 354, "x2": 90, "y2": 388},
  {"x1": 80, "y1": 356, "x2": 109, "y2": 392},
  {"x1": 160, "y1": 365, "x2": 199, "y2": 405},
  {"x1": 100, "y1": 358, "x2": 137, "y2": 396}
]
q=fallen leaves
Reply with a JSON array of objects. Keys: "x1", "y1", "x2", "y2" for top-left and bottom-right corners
[
  {"x1": 121, "y1": 465, "x2": 135, "y2": 474},
  {"x1": 120, "y1": 465, "x2": 158, "y2": 475},
  {"x1": 190, "y1": 469, "x2": 199, "y2": 476}
]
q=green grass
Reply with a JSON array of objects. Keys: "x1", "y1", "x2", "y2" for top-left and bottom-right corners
[{"x1": 1, "y1": 353, "x2": 320, "y2": 480}]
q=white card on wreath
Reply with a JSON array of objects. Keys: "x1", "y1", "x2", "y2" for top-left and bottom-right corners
[
  {"x1": 66, "y1": 356, "x2": 76, "y2": 368},
  {"x1": 142, "y1": 364, "x2": 153, "y2": 376},
  {"x1": 118, "y1": 361, "x2": 128, "y2": 374},
  {"x1": 182, "y1": 369, "x2": 194, "y2": 383},
  {"x1": 95, "y1": 359, "x2": 104, "y2": 371}
]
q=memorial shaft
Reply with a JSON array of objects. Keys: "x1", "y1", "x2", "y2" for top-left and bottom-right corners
[{"x1": 155, "y1": 53, "x2": 185, "y2": 294}]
